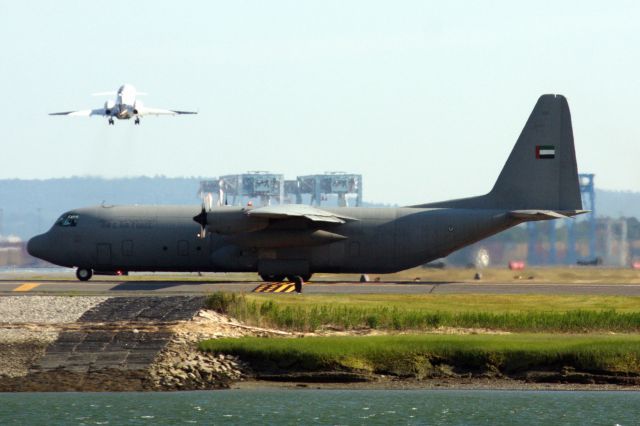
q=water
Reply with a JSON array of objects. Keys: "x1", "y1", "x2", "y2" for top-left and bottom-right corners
[{"x1": 0, "y1": 389, "x2": 638, "y2": 425}]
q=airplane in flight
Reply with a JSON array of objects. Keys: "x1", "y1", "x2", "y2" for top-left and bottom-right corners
[
  {"x1": 49, "y1": 83, "x2": 197, "y2": 125},
  {"x1": 29, "y1": 94, "x2": 586, "y2": 290}
]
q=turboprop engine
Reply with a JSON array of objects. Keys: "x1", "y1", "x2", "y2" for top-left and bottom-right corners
[
  {"x1": 192, "y1": 206, "x2": 348, "y2": 249},
  {"x1": 104, "y1": 100, "x2": 115, "y2": 115},
  {"x1": 193, "y1": 207, "x2": 268, "y2": 237}
]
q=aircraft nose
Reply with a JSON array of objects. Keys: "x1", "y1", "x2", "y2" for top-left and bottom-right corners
[{"x1": 27, "y1": 234, "x2": 48, "y2": 260}]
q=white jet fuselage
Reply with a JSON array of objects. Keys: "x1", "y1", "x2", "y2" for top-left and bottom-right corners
[{"x1": 111, "y1": 84, "x2": 139, "y2": 120}]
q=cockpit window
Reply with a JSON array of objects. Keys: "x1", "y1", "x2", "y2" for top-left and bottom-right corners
[{"x1": 56, "y1": 213, "x2": 79, "y2": 227}]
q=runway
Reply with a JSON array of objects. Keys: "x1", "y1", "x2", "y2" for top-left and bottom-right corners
[{"x1": 2, "y1": 278, "x2": 640, "y2": 296}]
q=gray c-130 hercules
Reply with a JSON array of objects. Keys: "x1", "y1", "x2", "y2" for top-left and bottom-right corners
[{"x1": 28, "y1": 95, "x2": 586, "y2": 284}]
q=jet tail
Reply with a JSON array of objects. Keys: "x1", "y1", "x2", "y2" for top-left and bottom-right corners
[{"x1": 415, "y1": 94, "x2": 583, "y2": 211}]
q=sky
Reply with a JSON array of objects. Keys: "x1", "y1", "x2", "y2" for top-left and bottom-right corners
[{"x1": 1, "y1": 0, "x2": 639, "y2": 205}]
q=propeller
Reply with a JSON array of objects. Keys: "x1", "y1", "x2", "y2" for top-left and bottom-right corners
[{"x1": 193, "y1": 204, "x2": 208, "y2": 239}]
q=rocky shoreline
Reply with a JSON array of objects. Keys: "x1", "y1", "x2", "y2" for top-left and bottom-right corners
[
  {"x1": 0, "y1": 296, "x2": 277, "y2": 391},
  {"x1": 1, "y1": 295, "x2": 639, "y2": 391}
]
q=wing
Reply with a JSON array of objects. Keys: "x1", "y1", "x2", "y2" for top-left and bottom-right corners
[
  {"x1": 247, "y1": 204, "x2": 357, "y2": 224},
  {"x1": 137, "y1": 107, "x2": 198, "y2": 116},
  {"x1": 49, "y1": 108, "x2": 107, "y2": 117},
  {"x1": 194, "y1": 204, "x2": 355, "y2": 247}
]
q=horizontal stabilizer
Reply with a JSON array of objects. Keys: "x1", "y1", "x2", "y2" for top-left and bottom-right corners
[
  {"x1": 247, "y1": 204, "x2": 357, "y2": 224},
  {"x1": 509, "y1": 209, "x2": 589, "y2": 221}
]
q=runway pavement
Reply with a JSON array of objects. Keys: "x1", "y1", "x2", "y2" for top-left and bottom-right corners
[{"x1": 2, "y1": 278, "x2": 640, "y2": 296}]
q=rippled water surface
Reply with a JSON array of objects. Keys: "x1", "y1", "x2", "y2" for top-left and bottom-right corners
[{"x1": 1, "y1": 389, "x2": 639, "y2": 425}]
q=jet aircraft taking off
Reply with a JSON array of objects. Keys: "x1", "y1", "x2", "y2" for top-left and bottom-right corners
[
  {"x1": 29, "y1": 95, "x2": 586, "y2": 286},
  {"x1": 49, "y1": 84, "x2": 197, "y2": 125}
]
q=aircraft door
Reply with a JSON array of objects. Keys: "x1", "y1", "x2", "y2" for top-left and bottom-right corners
[{"x1": 96, "y1": 243, "x2": 112, "y2": 266}]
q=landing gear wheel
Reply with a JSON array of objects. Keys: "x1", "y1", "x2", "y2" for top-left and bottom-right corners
[
  {"x1": 76, "y1": 268, "x2": 93, "y2": 281},
  {"x1": 108, "y1": 118, "x2": 114, "y2": 125},
  {"x1": 134, "y1": 117, "x2": 140, "y2": 125},
  {"x1": 260, "y1": 274, "x2": 286, "y2": 282},
  {"x1": 287, "y1": 275, "x2": 304, "y2": 293}
]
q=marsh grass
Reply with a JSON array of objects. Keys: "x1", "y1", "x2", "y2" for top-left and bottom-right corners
[
  {"x1": 205, "y1": 292, "x2": 640, "y2": 332},
  {"x1": 200, "y1": 334, "x2": 640, "y2": 375}
]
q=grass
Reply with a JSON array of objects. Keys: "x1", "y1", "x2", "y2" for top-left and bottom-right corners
[
  {"x1": 200, "y1": 334, "x2": 640, "y2": 376},
  {"x1": 206, "y1": 292, "x2": 640, "y2": 332},
  {"x1": 239, "y1": 293, "x2": 640, "y2": 313}
]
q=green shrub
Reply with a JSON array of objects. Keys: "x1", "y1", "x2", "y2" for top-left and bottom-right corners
[{"x1": 206, "y1": 292, "x2": 238, "y2": 314}]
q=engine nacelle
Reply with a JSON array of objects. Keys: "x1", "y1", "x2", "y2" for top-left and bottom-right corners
[
  {"x1": 104, "y1": 100, "x2": 115, "y2": 115},
  {"x1": 194, "y1": 207, "x2": 268, "y2": 236},
  {"x1": 207, "y1": 208, "x2": 268, "y2": 234},
  {"x1": 133, "y1": 100, "x2": 143, "y2": 115}
]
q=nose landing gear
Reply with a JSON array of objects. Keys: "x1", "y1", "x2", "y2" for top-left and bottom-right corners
[{"x1": 76, "y1": 268, "x2": 93, "y2": 281}]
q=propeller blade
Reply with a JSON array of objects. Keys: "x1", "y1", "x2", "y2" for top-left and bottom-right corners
[{"x1": 193, "y1": 205, "x2": 208, "y2": 238}]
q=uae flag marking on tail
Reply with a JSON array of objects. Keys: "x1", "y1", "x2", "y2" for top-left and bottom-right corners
[{"x1": 535, "y1": 145, "x2": 555, "y2": 159}]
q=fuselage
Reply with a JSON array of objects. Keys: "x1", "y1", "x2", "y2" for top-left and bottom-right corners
[
  {"x1": 27, "y1": 205, "x2": 519, "y2": 274},
  {"x1": 112, "y1": 84, "x2": 138, "y2": 120}
]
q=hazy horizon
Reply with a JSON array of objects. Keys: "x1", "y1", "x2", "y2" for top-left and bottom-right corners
[{"x1": 1, "y1": 174, "x2": 638, "y2": 196}]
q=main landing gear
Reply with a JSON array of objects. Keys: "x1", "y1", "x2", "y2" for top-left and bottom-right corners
[
  {"x1": 290, "y1": 276, "x2": 304, "y2": 293},
  {"x1": 134, "y1": 117, "x2": 140, "y2": 125},
  {"x1": 259, "y1": 274, "x2": 286, "y2": 282},
  {"x1": 108, "y1": 117, "x2": 115, "y2": 125},
  {"x1": 76, "y1": 268, "x2": 93, "y2": 281},
  {"x1": 259, "y1": 274, "x2": 312, "y2": 293}
]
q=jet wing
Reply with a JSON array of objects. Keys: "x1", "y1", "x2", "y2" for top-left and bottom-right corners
[
  {"x1": 49, "y1": 108, "x2": 107, "y2": 117},
  {"x1": 246, "y1": 205, "x2": 358, "y2": 224},
  {"x1": 137, "y1": 107, "x2": 197, "y2": 116}
]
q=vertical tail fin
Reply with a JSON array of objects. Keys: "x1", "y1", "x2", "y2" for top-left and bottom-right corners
[
  {"x1": 415, "y1": 94, "x2": 582, "y2": 211},
  {"x1": 488, "y1": 94, "x2": 581, "y2": 210}
]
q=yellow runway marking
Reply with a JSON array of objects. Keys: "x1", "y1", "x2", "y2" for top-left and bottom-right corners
[
  {"x1": 13, "y1": 283, "x2": 40, "y2": 292},
  {"x1": 253, "y1": 283, "x2": 297, "y2": 293}
]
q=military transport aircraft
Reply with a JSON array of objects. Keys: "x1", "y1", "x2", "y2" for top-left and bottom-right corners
[
  {"x1": 49, "y1": 84, "x2": 197, "y2": 125},
  {"x1": 29, "y1": 94, "x2": 585, "y2": 289}
]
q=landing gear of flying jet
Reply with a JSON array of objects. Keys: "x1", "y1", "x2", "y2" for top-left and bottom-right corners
[
  {"x1": 76, "y1": 268, "x2": 93, "y2": 281},
  {"x1": 135, "y1": 117, "x2": 140, "y2": 125},
  {"x1": 108, "y1": 118, "x2": 114, "y2": 125}
]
